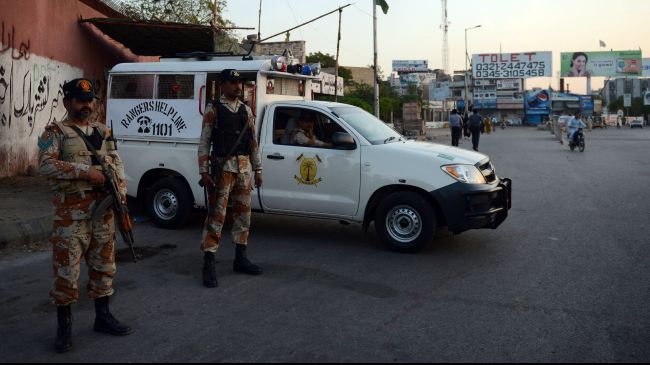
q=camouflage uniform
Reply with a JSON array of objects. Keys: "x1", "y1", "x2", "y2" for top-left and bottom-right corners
[
  {"x1": 198, "y1": 96, "x2": 262, "y2": 253},
  {"x1": 38, "y1": 119, "x2": 126, "y2": 305}
]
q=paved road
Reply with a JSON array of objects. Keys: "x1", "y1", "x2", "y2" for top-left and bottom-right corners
[{"x1": 1, "y1": 127, "x2": 648, "y2": 362}]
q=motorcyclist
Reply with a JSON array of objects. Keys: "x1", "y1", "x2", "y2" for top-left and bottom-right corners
[{"x1": 567, "y1": 114, "x2": 587, "y2": 145}]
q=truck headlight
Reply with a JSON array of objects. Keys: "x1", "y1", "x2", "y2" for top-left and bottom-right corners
[{"x1": 441, "y1": 164, "x2": 486, "y2": 184}]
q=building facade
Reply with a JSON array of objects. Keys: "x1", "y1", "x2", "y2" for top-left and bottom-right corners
[{"x1": 0, "y1": 0, "x2": 152, "y2": 177}]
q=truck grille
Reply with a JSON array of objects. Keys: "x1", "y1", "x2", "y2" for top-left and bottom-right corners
[{"x1": 478, "y1": 160, "x2": 497, "y2": 184}]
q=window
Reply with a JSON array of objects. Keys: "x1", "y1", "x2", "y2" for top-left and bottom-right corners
[
  {"x1": 157, "y1": 74, "x2": 194, "y2": 99},
  {"x1": 110, "y1": 74, "x2": 154, "y2": 99},
  {"x1": 272, "y1": 107, "x2": 344, "y2": 148}
]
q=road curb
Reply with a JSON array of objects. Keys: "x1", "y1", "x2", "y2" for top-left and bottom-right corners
[{"x1": 0, "y1": 215, "x2": 53, "y2": 249}]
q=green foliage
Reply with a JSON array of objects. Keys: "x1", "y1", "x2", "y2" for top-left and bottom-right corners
[
  {"x1": 608, "y1": 96, "x2": 648, "y2": 116},
  {"x1": 306, "y1": 52, "x2": 336, "y2": 68},
  {"x1": 119, "y1": 0, "x2": 229, "y2": 25}
]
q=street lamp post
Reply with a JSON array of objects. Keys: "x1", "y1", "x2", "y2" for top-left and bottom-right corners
[{"x1": 464, "y1": 25, "x2": 481, "y2": 113}]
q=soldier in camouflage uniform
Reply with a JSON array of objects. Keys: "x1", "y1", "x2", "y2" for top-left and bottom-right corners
[
  {"x1": 199, "y1": 69, "x2": 264, "y2": 288},
  {"x1": 38, "y1": 79, "x2": 133, "y2": 353}
]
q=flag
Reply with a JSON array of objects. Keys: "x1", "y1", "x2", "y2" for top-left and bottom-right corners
[
  {"x1": 376, "y1": 0, "x2": 389, "y2": 14},
  {"x1": 599, "y1": 40, "x2": 607, "y2": 48}
]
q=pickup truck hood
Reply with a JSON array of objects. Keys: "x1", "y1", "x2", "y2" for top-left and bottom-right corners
[{"x1": 381, "y1": 140, "x2": 487, "y2": 165}]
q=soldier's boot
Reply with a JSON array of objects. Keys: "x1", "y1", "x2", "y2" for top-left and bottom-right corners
[
  {"x1": 202, "y1": 251, "x2": 218, "y2": 288},
  {"x1": 93, "y1": 296, "x2": 133, "y2": 336},
  {"x1": 233, "y1": 244, "x2": 263, "y2": 275},
  {"x1": 55, "y1": 305, "x2": 72, "y2": 353}
]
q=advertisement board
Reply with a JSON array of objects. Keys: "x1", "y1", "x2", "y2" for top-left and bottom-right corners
[
  {"x1": 643, "y1": 58, "x2": 650, "y2": 77},
  {"x1": 525, "y1": 89, "x2": 552, "y2": 115},
  {"x1": 624, "y1": 94, "x2": 632, "y2": 107},
  {"x1": 429, "y1": 81, "x2": 451, "y2": 101},
  {"x1": 645, "y1": 91, "x2": 650, "y2": 106},
  {"x1": 579, "y1": 96, "x2": 594, "y2": 110},
  {"x1": 392, "y1": 60, "x2": 429, "y2": 73},
  {"x1": 472, "y1": 51, "x2": 552, "y2": 79},
  {"x1": 473, "y1": 99, "x2": 497, "y2": 109},
  {"x1": 561, "y1": 51, "x2": 642, "y2": 77},
  {"x1": 497, "y1": 79, "x2": 522, "y2": 90}
]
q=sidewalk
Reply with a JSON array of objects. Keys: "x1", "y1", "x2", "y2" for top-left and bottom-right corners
[{"x1": 0, "y1": 176, "x2": 53, "y2": 249}]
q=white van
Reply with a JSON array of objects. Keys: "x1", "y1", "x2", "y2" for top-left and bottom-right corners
[{"x1": 107, "y1": 56, "x2": 512, "y2": 252}]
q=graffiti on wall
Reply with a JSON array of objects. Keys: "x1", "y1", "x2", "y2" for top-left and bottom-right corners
[
  {"x1": 1, "y1": 21, "x2": 30, "y2": 61},
  {"x1": 1, "y1": 26, "x2": 82, "y2": 176}
]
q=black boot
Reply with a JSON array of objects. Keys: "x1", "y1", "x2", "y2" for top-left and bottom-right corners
[
  {"x1": 233, "y1": 244, "x2": 263, "y2": 275},
  {"x1": 55, "y1": 305, "x2": 72, "y2": 353},
  {"x1": 93, "y1": 296, "x2": 133, "y2": 336},
  {"x1": 202, "y1": 251, "x2": 218, "y2": 288}
]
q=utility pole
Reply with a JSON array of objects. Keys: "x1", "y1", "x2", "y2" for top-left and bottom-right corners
[
  {"x1": 373, "y1": 0, "x2": 380, "y2": 118},
  {"x1": 464, "y1": 25, "x2": 481, "y2": 113},
  {"x1": 212, "y1": 0, "x2": 219, "y2": 52},
  {"x1": 258, "y1": 0, "x2": 262, "y2": 42},
  {"x1": 335, "y1": 8, "x2": 342, "y2": 102}
]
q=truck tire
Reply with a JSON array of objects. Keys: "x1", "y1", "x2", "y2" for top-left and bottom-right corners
[
  {"x1": 146, "y1": 177, "x2": 193, "y2": 229},
  {"x1": 374, "y1": 191, "x2": 436, "y2": 253}
]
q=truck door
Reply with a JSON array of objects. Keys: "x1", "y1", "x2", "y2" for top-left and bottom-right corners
[{"x1": 260, "y1": 105, "x2": 361, "y2": 217}]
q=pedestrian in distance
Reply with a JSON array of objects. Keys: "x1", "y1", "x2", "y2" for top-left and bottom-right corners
[
  {"x1": 198, "y1": 69, "x2": 264, "y2": 288},
  {"x1": 462, "y1": 112, "x2": 470, "y2": 139},
  {"x1": 38, "y1": 78, "x2": 133, "y2": 353},
  {"x1": 468, "y1": 109, "x2": 484, "y2": 152},
  {"x1": 449, "y1": 109, "x2": 462, "y2": 147}
]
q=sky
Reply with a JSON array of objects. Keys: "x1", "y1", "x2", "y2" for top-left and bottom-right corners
[{"x1": 223, "y1": 0, "x2": 650, "y2": 94}]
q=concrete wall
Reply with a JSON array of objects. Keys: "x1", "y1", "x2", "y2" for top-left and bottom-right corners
[
  {"x1": 0, "y1": 0, "x2": 148, "y2": 177},
  {"x1": 256, "y1": 41, "x2": 306, "y2": 64}
]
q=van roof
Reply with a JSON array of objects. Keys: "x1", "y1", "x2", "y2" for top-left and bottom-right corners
[{"x1": 110, "y1": 59, "x2": 271, "y2": 73}]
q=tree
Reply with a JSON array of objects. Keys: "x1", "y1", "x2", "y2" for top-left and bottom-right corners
[
  {"x1": 120, "y1": 0, "x2": 228, "y2": 25},
  {"x1": 608, "y1": 96, "x2": 647, "y2": 116},
  {"x1": 306, "y1": 52, "x2": 352, "y2": 81}
]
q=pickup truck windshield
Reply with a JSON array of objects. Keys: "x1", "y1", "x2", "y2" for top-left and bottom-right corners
[{"x1": 330, "y1": 106, "x2": 402, "y2": 145}]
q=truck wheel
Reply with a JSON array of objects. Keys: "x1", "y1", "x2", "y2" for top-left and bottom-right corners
[
  {"x1": 374, "y1": 191, "x2": 436, "y2": 253},
  {"x1": 146, "y1": 177, "x2": 193, "y2": 229}
]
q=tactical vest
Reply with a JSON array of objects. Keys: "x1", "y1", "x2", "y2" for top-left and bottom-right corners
[
  {"x1": 211, "y1": 102, "x2": 253, "y2": 157},
  {"x1": 54, "y1": 121, "x2": 114, "y2": 193}
]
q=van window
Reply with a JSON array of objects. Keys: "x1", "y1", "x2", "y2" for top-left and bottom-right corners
[
  {"x1": 157, "y1": 74, "x2": 194, "y2": 99},
  {"x1": 110, "y1": 74, "x2": 155, "y2": 99}
]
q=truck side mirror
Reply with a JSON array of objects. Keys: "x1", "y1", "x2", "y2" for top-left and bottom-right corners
[{"x1": 332, "y1": 132, "x2": 356, "y2": 150}]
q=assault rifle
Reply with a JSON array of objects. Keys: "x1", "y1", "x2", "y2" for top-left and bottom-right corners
[{"x1": 70, "y1": 125, "x2": 137, "y2": 262}]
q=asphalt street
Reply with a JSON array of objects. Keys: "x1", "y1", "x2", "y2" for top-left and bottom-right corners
[{"x1": 1, "y1": 127, "x2": 648, "y2": 362}]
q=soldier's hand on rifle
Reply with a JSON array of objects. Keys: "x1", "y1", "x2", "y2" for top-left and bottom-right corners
[
  {"x1": 200, "y1": 172, "x2": 216, "y2": 188},
  {"x1": 88, "y1": 168, "x2": 106, "y2": 185}
]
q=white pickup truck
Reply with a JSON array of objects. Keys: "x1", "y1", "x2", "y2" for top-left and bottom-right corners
[{"x1": 107, "y1": 56, "x2": 511, "y2": 252}]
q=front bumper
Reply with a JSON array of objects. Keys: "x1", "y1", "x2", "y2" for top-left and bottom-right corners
[{"x1": 431, "y1": 178, "x2": 512, "y2": 234}]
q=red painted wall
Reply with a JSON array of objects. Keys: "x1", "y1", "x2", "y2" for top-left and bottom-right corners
[{"x1": 0, "y1": 0, "x2": 158, "y2": 176}]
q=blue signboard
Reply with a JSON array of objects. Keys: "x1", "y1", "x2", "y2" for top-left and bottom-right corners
[
  {"x1": 579, "y1": 96, "x2": 594, "y2": 110},
  {"x1": 525, "y1": 89, "x2": 552, "y2": 115},
  {"x1": 473, "y1": 99, "x2": 498, "y2": 109},
  {"x1": 456, "y1": 99, "x2": 466, "y2": 111}
]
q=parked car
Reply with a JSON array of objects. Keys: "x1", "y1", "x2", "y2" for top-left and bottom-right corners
[{"x1": 630, "y1": 119, "x2": 644, "y2": 129}]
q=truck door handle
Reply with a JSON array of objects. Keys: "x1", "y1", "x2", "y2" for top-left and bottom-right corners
[{"x1": 267, "y1": 154, "x2": 285, "y2": 160}]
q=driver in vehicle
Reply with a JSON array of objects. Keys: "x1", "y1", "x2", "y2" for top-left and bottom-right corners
[{"x1": 291, "y1": 111, "x2": 332, "y2": 147}]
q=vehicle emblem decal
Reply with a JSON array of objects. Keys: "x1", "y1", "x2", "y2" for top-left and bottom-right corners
[{"x1": 294, "y1": 154, "x2": 322, "y2": 186}]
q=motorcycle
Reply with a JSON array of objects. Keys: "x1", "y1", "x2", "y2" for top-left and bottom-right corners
[
  {"x1": 501, "y1": 122, "x2": 506, "y2": 130},
  {"x1": 568, "y1": 128, "x2": 585, "y2": 152}
]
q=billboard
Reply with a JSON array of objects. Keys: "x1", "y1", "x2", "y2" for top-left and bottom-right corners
[
  {"x1": 579, "y1": 96, "x2": 594, "y2": 110},
  {"x1": 525, "y1": 89, "x2": 551, "y2": 115},
  {"x1": 472, "y1": 51, "x2": 552, "y2": 79},
  {"x1": 392, "y1": 60, "x2": 429, "y2": 73},
  {"x1": 561, "y1": 51, "x2": 642, "y2": 77},
  {"x1": 643, "y1": 58, "x2": 650, "y2": 77},
  {"x1": 429, "y1": 81, "x2": 451, "y2": 101},
  {"x1": 497, "y1": 79, "x2": 522, "y2": 90},
  {"x1": 644, "y1": 91, "x2": 650, "y2": 106}
]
